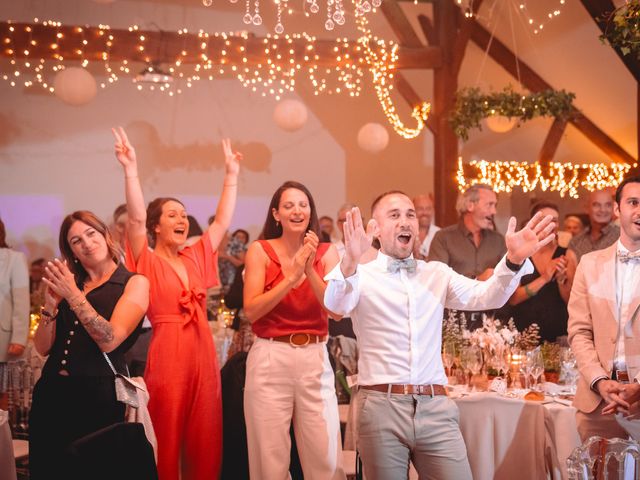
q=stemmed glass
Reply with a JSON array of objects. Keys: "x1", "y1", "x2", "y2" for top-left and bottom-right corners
[
  {"x1": 517, "y1": 348, "x2": 532, "y2": 389},
  {"x1": 442, "y1": 342, "x2": 457, "y2": 379},
  {"x1": 461, "y1": 346, "x2": 483, "y2": 392},
  {"x1": 561, "y1": 348, "x2": 578, "y2": 393},
  {"x1": 528, "y1": 349, "x2": 545, "y2": 391}
]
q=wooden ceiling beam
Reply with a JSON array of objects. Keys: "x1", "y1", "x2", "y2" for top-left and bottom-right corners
[
  {"x1": 380, "y1": 0, "x2": 423, "y2": 48},
  {"x1": 0, "y1": 21, "x2": 441, "y2": 69},
  {"x1": 468, "y1": 18, "x2": 636, "y2": 165},
  {"x1": 450, "y1": 0, "x2": 485, "y2": 77},
  {"x1": 537, "y1": 118, "x2": 567, "y2": 165},
  {"x1": 394, "y1": 72, "x2": 436, "y2": 134}
]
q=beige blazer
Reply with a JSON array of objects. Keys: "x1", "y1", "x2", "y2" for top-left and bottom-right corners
[
  {"x1": 0, "y1": 248, "x2": 29, "y2": 362},
  {"x1": 568, "y1": 243, "x2": 640, "y2": 413}
]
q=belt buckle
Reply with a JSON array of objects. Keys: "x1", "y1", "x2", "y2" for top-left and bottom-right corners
[{"x1": 289, "y1": 333, "x2": 311, "y2": 347}]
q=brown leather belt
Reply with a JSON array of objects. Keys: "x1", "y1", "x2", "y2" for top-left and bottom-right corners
[
  {"x1": 361, "y1": 384, "x2": 448, "y2": 397},
  {"x1": 269, "y1": 333, "x2": 327, "y2": 347}
]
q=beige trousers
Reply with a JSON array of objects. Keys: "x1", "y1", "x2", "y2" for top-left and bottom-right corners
[
  {"x1": 356, "y1": 388, "x2": 472, "y2": 480},
  {"x1": 244, "y1": 338, "x2": 345, "y2": 480}
]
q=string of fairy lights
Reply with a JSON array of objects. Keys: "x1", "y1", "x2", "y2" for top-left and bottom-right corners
[
  {"x1": 456, "y1": 158, "x2": 638, "y2": 198},
  {"x1": 1, "y1": 18, "x2": 430, "y2": 138}
]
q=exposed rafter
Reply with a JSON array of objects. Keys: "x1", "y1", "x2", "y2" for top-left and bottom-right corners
[
  {"x1": 468, "y1": 17, "x2": 636, "y2": 166},
  {"x1": 0, "y1": 21, "x2": 441, "y2": 69}
]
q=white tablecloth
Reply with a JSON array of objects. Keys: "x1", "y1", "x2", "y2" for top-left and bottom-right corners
[
  {"x1": 0, "y1": 410, "x2": 17, "y2": 480},
  {"x1": 456, "y1": 393, "x2": 580, "y2": 480},
  {"x1": 343, "y1": 390, "x2": 580, "y2": 480}
]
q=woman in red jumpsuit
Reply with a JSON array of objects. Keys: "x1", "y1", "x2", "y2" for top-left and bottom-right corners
[{"x1": 112, "y1": 127, "x2": 241, "y2": 480}]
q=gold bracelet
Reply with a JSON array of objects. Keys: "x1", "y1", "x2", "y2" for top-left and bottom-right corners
[{"x1": 70, "y1": 297, "x2": 87, "y2": 311}]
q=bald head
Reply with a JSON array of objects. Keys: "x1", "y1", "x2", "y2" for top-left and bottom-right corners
[{"x1": 413, "y1": 194, "x2": 435, "y2": 229}]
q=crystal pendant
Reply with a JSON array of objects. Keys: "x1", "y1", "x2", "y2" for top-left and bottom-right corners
[
  {"x1": 252, "y1": 14, "x2": 263, "y2": 25},
  {"x1": 202, "y1": 0, "x2": 213, "y2": 5},
  {"x1": 335, "y1": 14, "x2": 345, "y2": 25},
  {"x1": 372, "y1": 0, "x2": 381, "y2": 6},
  {"x1": 275, "y1": 23, "x2": 284, "y2": 34},
  {"x1": 325, "y1": 19, "x2": 335, "y2": 30},
  {"x1": 243, "y1": 13, "x2": 253, "y2": 23},
  {"x1": 362, "y1": 1, "x2": 371, "y2": 12},
  {"x1": 310, "y1": 2, "x2": 320, "y2": 13}
]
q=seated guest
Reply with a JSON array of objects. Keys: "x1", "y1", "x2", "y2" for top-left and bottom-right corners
[
  {"x1": 219, "y1": 229, "x2": 248, "y2": 291},
  {"x1": 29, "y1": 257, "x2": 47, "y2": 313},
  {"x1": 29, "y1": 211, "x2": 149, "y2": 480},
  {"x1": 508, "y1": 202, "x2": 570, "y2": 343}
]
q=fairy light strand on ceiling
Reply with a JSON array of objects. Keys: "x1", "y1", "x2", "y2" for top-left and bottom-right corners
[
  {"x1": 356, "y1": 15, "x2": 430, "y2": 139},
  {"x1": 1, "y1": 18, "x2": 432, "y2": 138},
  {"x1": 457, "y1": 158, "x2": 637, "y2": 198}
]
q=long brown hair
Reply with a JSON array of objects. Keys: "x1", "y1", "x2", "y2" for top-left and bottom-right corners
[
  {"x1": 59, "y1": 211, "x2": 121, "y2": 286},
  {"x1": 146, "y1": 197, "x2": 185, "y2": 246},
  {"x1": 259, "y1": 181, "x2": 320, "y2": 240}
]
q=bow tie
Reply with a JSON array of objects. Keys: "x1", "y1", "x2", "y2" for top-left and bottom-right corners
[
  {"x1": 618, "y1": 251, "x2": 640, "y2": 264},
  {"x1": 387, "y1": 257, "x2": 417, "y2": 274}
]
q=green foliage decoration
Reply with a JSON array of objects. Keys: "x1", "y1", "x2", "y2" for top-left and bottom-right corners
[
  {"x1": 449, "y1": 86, "x2": 576, "y2": 141},
  {"x1": 600, "y1": 0, "x2": 640, "y2": 58}
]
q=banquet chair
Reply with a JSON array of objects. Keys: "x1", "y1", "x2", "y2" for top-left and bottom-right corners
[{"x1": 567, "y1": 436, "x2": 640, "y2": 480}]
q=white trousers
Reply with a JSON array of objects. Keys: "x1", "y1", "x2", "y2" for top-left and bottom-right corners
[{"x1": 244, "y1": 338, "x2": 346, "y2": 480}]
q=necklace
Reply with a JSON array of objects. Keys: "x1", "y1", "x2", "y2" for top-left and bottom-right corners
[{"x1": 83, "y1": 264, "x2": 117, "y2": 292}]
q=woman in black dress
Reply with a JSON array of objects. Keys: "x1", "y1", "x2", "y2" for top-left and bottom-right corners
[
  {"x1": 29, "y1": 211, "x2": 149, "y2": 479},
  {"x1": 508, "y1": 202, "x2": 571, "y2": 343}
]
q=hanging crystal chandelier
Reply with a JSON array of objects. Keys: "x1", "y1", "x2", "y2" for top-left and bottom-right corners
[{"x1": 202, "y1": 0, "x2": 381, "y2": 33}]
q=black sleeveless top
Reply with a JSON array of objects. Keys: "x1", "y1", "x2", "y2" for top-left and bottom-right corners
[
  {"x1": 43, "y1": 263, "x2": 143, "y2": 377},
  {"x1": 511, "y1": 246, "x2": 569, "y2": 343}
]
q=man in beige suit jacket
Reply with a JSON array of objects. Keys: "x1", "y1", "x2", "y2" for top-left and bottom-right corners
[{"x1": 568, "y1": 176, "x2": 640, "y2": 441}]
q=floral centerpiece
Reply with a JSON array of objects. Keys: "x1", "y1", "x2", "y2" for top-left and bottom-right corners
[{"x1": 443, "y1": 313, "x2": 540, "y2": 377}]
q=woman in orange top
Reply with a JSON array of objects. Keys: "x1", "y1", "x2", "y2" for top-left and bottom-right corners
[
  {"x1": 243, "y1": 181, "x2": 345, "y2": 479},
  {"x1": 112, "y1": 127, "x2": 241, "y2": 480}
]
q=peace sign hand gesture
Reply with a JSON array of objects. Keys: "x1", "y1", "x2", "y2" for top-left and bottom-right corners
[
  {"x1": 112, "y1": 127, "x2": 137, "y2": 173},
  {"x1": 222, "y1": 138, "x2": 242, "y2": 177}
]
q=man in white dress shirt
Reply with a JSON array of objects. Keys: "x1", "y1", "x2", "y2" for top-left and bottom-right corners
[{"x1": 324, "y1": 191, "x2": 554, "y2": 480}]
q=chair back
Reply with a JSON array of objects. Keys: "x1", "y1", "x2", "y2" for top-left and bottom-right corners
[{"x1": 567, "y1": 436, "x2": 640, "y2": 480}]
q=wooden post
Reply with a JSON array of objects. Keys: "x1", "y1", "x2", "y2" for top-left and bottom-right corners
[{"x1": 432, "y1": 1, "x2": 459, "y2": 227}]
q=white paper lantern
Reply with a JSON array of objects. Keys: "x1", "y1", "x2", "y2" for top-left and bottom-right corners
[
  {"x1": 485, "y1": 115, "x2": 517, "y2": 133},
  {"x1": 53, "y1": 67, "x2": 97, "y2": 106},
  {"x1": 273, "y1": 99, "x2": 308, "y2": 132},
  {"x1": 357, "y1": 122, "x2": 389, "y2": 153}
]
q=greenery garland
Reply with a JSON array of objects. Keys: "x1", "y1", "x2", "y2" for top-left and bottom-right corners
[
  {"x1": 449, "y1": 86, "x2": 575, "y2": 141},
  {"x1": 599, "y1": 0, "x2": 640, "y2": 58}
]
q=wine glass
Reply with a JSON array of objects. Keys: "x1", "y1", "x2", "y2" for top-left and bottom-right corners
[
  {"x1": 461, "y1": 346, "x2": 483, "y2": 391},
  {"x1": 442, "y1": 342, "x2": 457, "y2": 378},
  {"x1": 528, "y1": 349, "x2": 545, "y2": 391},
  {"x1": 517, "y1": 348, "x2": 532, "y2": 390}
]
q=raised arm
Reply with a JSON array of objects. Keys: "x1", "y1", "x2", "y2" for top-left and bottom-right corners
[
  {"x1": 42, "y1": 259, "x2": 149, "y2": 352},
  {"x1": 243, "y1": 241, "x2": 312, "y2": 323},
  {"x1": 112, "y1": 127, "x2": 147, "y2": 260},
  {"x1": 207, "y1": 139, "x2": 242, "y2": 252},
  {"x1": 339, "y1": 207, "x2": 375, "y2": 278}
]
